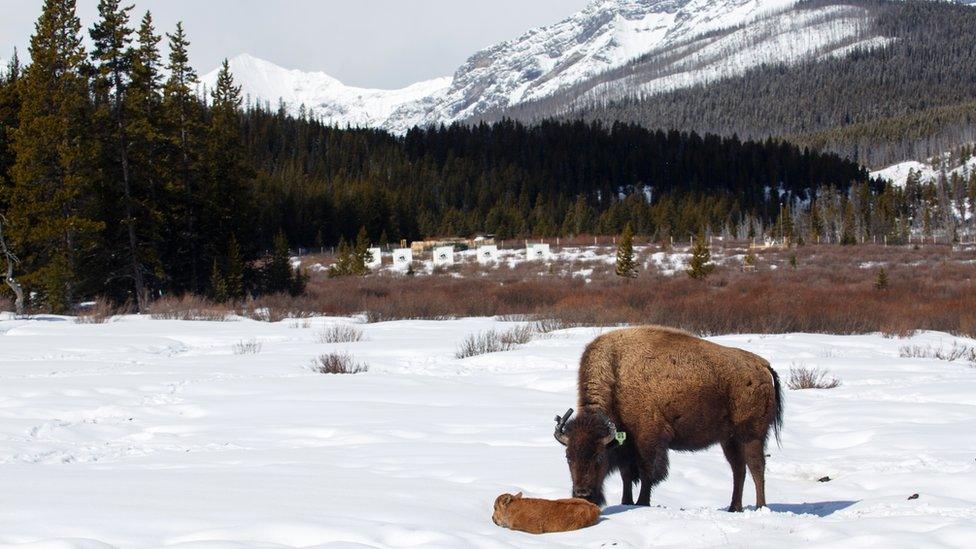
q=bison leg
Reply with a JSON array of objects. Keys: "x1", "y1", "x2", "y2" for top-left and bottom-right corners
[
  {"x1": 620, "y1": 465, "x2": 635, "y2": 505},
  {"x1": 721, "y1": 439, "x2": 746, "y2": 512},
  {"x1": 635, "y1": 446, "x2": 669, "y2": 506},
  {"x1": 744, "y1": 438, "x2": 767, "y2": 508}
]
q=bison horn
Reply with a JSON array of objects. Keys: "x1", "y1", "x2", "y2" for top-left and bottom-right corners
[
  {"x1": 553, "y1": 408, "x2": 573, "y2": 446},
  {"x1": 597, "y1": 412, "x2": 618, "y2": 447}
]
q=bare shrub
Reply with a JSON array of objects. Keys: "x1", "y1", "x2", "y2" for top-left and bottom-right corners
[
  {"x1": 788, "y1": 366, "x2": 842, "y2": 390},
  {"x1": 500, "y1": 324, "x2": 534, "y2": 346},
  {"x1": 532, "y1": 317, "x2": 574, "y2": 334},
  {"x1": 74, "y1": 298, "x2": 119, "y2": 324},
  {"x1": 311, "y1": 352, "x2": 368, "y2": 374},
  {"x1": 148, "y1": 295, "x2": 232, "y2": 321},
  {"x1": 317, "y1": 324, "x2": 366, "y2": 343},
  {"x1": 456, "y1": 325, "x2": 534, "y2": 359},
  {"x1": 233, "y1": 339, "x2": 262, "y2": 355},
  {"x1": 899, "y1": 343, "x2": 976, "y2": 363}
]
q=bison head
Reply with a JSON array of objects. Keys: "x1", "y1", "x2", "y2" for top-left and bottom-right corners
[{"x1": 553, "y1": 408, "x2": 619, "y2": 506}]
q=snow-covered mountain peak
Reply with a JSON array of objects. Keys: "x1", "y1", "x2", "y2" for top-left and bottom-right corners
[
  {"x1": 210, "y1": 0, "x2": 882, "y2": 133},
  {"x1": 201, "y1": 54, "x2": 451, "y2": 127},
  {"x1": 387, "y1": 0, "x2": 801, "y2": 132}
]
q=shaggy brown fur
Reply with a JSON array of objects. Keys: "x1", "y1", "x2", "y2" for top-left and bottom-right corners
[
  {"x1": 557, "y1": 326, "x2": 783, "y2": 511},
  {"x1": 492, "y1": 492, "x2": 600, "y2": 534}
]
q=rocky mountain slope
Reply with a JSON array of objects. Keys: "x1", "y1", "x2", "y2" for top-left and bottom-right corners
[{"x1": 208, "y1": 0, "x2": 877, "y2": 132}]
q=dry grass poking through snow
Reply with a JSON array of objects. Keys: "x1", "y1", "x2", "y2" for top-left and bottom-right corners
[
  {"x1": 899, "y1": 343, "x2": 976, "y2": 364},
  {"x1": 788, "y1": 366, "x2": 842, "y2": 390},
  {"x1": 311, "y1": 352, "x2": 369, "y2": 374},
  {"x1": 233, "y1": 339, "x2": 262, "y2": 355},
  {"x1": 74, "y1": 298, "x2": 123, "y2": 324},
  {"x1": 147, "y1": 295, "x2": 232, "y2": 321},
  {"x1": 456, "y1": 325, "x2": 535, "y2": 358},
  {"x1": 317, "y1": 325, "x2": 366, "y2": 343}
]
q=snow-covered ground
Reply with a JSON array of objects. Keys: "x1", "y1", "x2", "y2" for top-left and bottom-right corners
[{"x1": 1, "y1": 314, "x2": 975, "y2": 547}]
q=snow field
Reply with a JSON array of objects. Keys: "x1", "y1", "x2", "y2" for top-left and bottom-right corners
[{"x1": 1, "y1": 314, "x2": 975, "y2": 547}]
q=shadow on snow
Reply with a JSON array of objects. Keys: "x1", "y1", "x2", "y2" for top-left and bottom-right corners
[{"x1": 601, "y1": 500, "x2": 858, "y2": 518}]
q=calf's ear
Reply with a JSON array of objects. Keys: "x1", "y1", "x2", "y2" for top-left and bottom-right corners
[{"x1": 514, "y1": 492, "x2": 523, "y2": 499}]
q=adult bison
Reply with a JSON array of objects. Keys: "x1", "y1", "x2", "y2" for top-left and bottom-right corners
[{"x1": 553, "y1": 326, "x2": 783, "y2": 512}]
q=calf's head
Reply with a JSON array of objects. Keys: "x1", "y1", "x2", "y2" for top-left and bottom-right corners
[
  {"x1": 492, "y1": 492, "x2": 522, "y2": 526},
  {"x1": 553, "y1": 408, "x2": 618, "y2": 506}
]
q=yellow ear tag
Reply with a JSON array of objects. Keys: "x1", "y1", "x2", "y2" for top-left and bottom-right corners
[{"x1": 615, "y1": 431, "x2": 627, "y2": 444}]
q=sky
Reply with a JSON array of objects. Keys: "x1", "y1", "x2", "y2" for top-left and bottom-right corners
[{"x1": 0, "y1": 0, "x2": 592, "y2": 88}]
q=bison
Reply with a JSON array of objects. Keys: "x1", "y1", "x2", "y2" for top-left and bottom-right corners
[
  {"x1": 492, "y1": 492, "x2": 600, "y2": 534},
  {"x1": 553, "y1": 326, "x2": 783, "y2": 512}
]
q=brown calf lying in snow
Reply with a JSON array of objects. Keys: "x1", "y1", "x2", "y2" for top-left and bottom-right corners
[{"x1": 492, "y1": 492, "x2": 600, "y2": 534}]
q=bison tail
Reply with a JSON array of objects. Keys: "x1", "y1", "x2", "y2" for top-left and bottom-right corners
[{"x1": 767, "y1": 365, "x2": 784, "y2": 447}]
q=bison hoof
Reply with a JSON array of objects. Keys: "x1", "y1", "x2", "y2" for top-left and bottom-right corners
[{"x1": 728, "y1": 505, "x2": 744, "y2": 513}]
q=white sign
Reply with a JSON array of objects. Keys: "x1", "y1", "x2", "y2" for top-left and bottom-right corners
[
  {"x1": 392, "y1": 248, "x2": 413, "y2": 269},
  {"x1": 433, "y1": 246, "x2": 454, "y2": 267},
  {"x1": 526, "y1": 243, "x2": 551, "y2": 261},
  {"x1": 477, "y1": 245, "x2": 498, "y2": 264},
  {"x1": 366, "y1": 247, "x2": 382, "y2": 269}
]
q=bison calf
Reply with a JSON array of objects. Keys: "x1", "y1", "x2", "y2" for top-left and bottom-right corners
[{"x1": 492, "y1": 492, "x2": 600, "y2": 534}]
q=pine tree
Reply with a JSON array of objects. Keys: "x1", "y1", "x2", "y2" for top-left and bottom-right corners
[
  {"x1": 9, "y1": 0, "x2": 103, "y2": 312},
  {"x1": 125, "y1": 11, "x2": 166, "y2": 293},
  {"x1": 202, "y1": 59, "x2": 254, "y2": 271},
  {"x1": 354, "y1": 226, "x2": 371, "y2": 275},
  {"x1": 328, "y1": 229, "x2": 371, "y2": 278},
  {"x1": 0, "y1": 52, "x2": 21, "y2": 217},
  {"x1": 686, "y1": 231, "x2": 715, "y2": 280},
  {"x1": 264, "y1": 230, "x2": 301, "y2": 294},
  {"x1": 874, "y1": 267, "x2": 888, "y2": 290},
  {"x1": 209, "y1": 259, "x2": 227, "y2": 302},
  {"x1": 161, "y1": 22, "x2": 203, "y2": 292},
  {"x1": 615, "y1": 223, "x2": 638, "y2": 278},
  {"x1": 328, "y1": 237, "x2": 352, "y2": 278},
  {"x1": 91, "y1": 0, "x2": 155, "y2": 310}
]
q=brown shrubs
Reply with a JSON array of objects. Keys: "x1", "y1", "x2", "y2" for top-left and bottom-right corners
[
  {"x1": 311, "y1": 352, "x2": 368, "y2": 374},
  {"x1": 140, "y1": 244, "x2": 976, "y2": 337},
  {"x1": 788, "y1": 366, "x2": 842, "y2": 390}
]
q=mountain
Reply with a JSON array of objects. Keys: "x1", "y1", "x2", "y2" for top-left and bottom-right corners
[
  {"x1": 200, "y1": 54, "x2": 451, "y2": 128},
  {"x1": 530, "y1": 0, "x2": 976, "y2": 168},
  {"x1": 211, "y1": 0, "x2": 832, "y2": 132},
  {"x1": 208, "y1": 0, "x2": 976, "y2": 168}
]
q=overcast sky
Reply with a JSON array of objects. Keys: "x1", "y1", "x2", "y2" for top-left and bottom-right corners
[{"x1": 1, "y1": 0, "x2": 592, "y2": 88}]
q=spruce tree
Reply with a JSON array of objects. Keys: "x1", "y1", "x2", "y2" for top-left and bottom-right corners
[
  {"x1": 209, "y1": 259, "x2": 227, "y2": 303},
  {"x1": 126, "y1": 11, "x2": 166, "y2": 293},
  {"x1": 615, "y1": 223, "x2": 638, "y2": 278},
  {"x1": 686, "y1": 231, "x2": 715, "y2": 280},
  {"x1": 264, "y1": 230, "x2": 298, "y2": 294},
  {"x1": 328, "y1": 237, "x2": 352, "y2": 278},
  {"x1": 0, "y1": 52, "x2": 21, "y2": 217},
  {"x1": 202, "y1": 59, "x2": 254, "y2": 272},
  {"x1": 354, "y1": 226, "x2": 371, "y2": 276},
  {"x1": 9, "y1": 0, "x2": 102, "y2": 312},
  {"x1": 91, "y1": 0, "x2": 156, "y2": 310},
  {"x1": 874, "y1": 267, "x2": 889, "y2": 290},
  {"x1": 161, "y1": 22, "x2": 203, "y2": 292}
]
